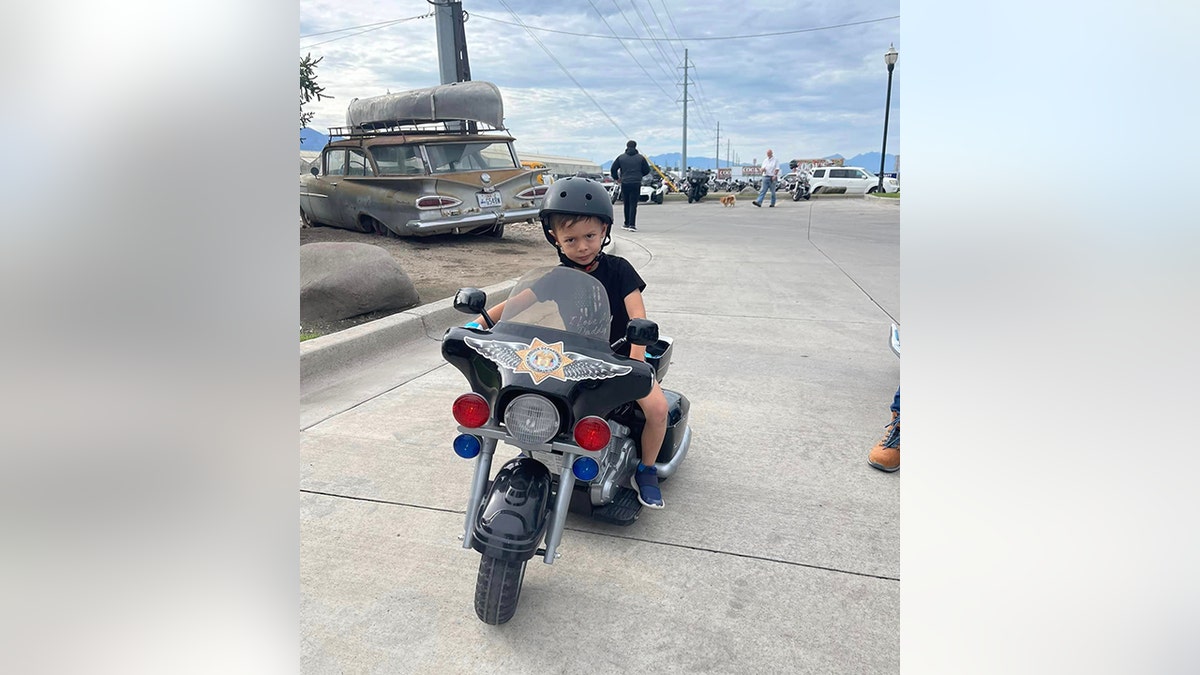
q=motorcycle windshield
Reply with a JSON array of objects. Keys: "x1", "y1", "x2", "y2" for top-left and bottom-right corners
[{"x1": 499, "y1": 266, "x2": 612, "y2": 342}]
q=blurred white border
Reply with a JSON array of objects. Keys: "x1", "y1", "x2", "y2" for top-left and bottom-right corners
[{"x1": 903, "y1": 1, "x2": 1200, "y2": 672}]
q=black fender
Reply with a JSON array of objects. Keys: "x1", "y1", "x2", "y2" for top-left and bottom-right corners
[{"x1": 471, "y1": 457, "x2": 553, "y2": 562}]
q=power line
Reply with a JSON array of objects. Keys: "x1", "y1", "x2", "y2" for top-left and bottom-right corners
[
  {"x1": 469, "y1": 13, "x2": 899, "y2": 41},
  {"x1": 586, "y1": 0, "x2": 676, "y2": 105},
  {"x1": 300, "y1": 12, "x2": 432, "y2": 50},
  {"x1": 629, "y1": 1, "x2": 678, "y2": 76},
  {"x1": 647, "y1": 1, "x2": 718, "y2": 138},
  {"x1": 301, "y1": 15, "x2": 424, "y2": 39},
  {"x1": 646, "y1": 0, "x2": 682, "y2": 66},
  {"x1": 659, "y1": 0, "x2": 684, "y2": 50},
  {"x1": 609, "y1": 0, "x2": 677, "y2": 86},
  {"x1": 495, "y1": 0, "x2": 629, "y2": 140}
]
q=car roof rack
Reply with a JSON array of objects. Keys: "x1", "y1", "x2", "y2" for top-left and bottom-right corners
[{"x1": 325, "y1": 121, "x2": 509, "y2": 141}]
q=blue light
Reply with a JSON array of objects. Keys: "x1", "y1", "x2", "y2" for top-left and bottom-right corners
[
  {"x1": 572, "y1": 456, "x2": 599, "y2": 481},
  {"x1": 453, "y1": 434, "x2": 481, "y2": 459}
]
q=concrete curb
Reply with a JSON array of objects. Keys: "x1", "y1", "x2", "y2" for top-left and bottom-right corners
[
  {"x1": 300, "y1": 277, "x2": 517, "y2": 395},
  {"x1": 299, "y1": 236, "x2": 625, "y2": 394}
]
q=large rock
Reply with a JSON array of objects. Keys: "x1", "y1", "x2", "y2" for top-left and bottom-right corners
[{"x1": 300, "y1": 243, "x2": 419, "y2": 324}]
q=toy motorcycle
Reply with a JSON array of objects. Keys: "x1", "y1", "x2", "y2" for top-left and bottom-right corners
[{"x1": 441, "y1": 266, "x2": 692, "y2": 624}]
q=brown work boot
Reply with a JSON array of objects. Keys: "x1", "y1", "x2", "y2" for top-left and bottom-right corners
[{"x1": 868, "y1": 412, "x2": 900, "y2": 472}]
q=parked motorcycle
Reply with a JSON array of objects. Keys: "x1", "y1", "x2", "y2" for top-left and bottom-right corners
[
  {"x1": 685, "y1": 169, "x2": 710, "y2": 203},
  {"x1": 791, "y1": 171, "x2": 811, "y2": 201},
  {"x1": 442, "y1": 266, "x2": 693, "y2": 624},
  {"x1": 788, "y1": 160, "x2": 811, "y2": 201}
]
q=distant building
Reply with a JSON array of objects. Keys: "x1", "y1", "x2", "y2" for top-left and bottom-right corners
[
  {"x1": 788, "y1": 158, "x2": 844, "y2": 173},
  {"x1": 517, "y1": 152, "x2": 602, "y2": 181}
]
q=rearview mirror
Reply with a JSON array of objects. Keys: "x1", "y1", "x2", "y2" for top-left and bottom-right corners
[
  {"x1": 310, "y1": 166, "x2": 319, "y2": 176},
  {"x1": 625, "y1": 318, "x2": 659, "y2": 347},
  {"x1": 453, "y1": 288, "x2": 487, "y2": 315}
]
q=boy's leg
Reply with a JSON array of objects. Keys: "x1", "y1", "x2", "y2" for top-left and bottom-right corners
[
  {"x1": 869, "y1": 386, "x2": 901, "y2": 472},
  {"x1": 630, "y1": 380, "x2": 669, "y2": 508}
]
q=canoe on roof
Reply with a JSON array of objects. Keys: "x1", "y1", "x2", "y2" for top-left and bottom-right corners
[{"x1": 345, "y1": 80, "x2": 505, "y2": 131}]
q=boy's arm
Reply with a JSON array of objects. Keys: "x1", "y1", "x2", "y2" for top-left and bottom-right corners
[
  {"x1": 474, "y1": 288, "x2": 538, "y2": 326},
  {"x1": 622, "y1": 289, "x2": 649, "y2": 362}
]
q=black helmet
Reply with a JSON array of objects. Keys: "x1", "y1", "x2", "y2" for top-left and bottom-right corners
[{"x1": 539, "y1": 176, "x2": 614, "y2": 247}]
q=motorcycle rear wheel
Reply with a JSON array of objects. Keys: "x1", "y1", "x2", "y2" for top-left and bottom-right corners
[{"x1": 474, "y1": 554, "x2": 527, "y2": 625}]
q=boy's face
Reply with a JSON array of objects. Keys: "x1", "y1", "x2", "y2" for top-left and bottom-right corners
[{"x1": 551, "y1": 216, "x2": 607, "y2": 268}]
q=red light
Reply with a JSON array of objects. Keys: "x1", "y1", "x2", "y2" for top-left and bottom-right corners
[
  {"x1": 573, "y1": 416, "x2": 611, "y2": 451},
  {"x1": 516, "y1": 186, "x2": 549, "y2": 200},
  {"x1": 452, "y1": 393, "x2": 490, "y2": 428},
  {"x1": 416, "y1": 195, "x2": 463, "y2": 210}
]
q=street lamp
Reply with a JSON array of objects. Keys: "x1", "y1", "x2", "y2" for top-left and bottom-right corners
[{"x1": 878, "y1": 44, "x2": 898, "y2": 193}]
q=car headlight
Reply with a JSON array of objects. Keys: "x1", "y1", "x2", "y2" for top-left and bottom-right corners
[{"x1": 503, "y1": 394, "x2": 560, "y2": 445}]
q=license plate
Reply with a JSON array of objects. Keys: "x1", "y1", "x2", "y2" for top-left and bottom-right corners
[
  {"x1": 531, "y1": 450, "x2": 564, "y2": 476},
  {"x1": 477, "y1": 192, "x2": 502, "y2": 209}
]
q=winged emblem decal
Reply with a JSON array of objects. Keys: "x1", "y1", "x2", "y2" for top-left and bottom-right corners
[{"x1": 464, "y1": 335, "x2": 632, "y2": 384}]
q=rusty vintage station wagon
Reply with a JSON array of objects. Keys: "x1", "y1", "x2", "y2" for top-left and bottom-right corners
[{"x1": 300, "y1": 81, "x2": 548, "y2": 238}]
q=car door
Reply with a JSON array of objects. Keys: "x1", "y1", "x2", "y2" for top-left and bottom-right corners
[
  {"x1": 308, "y1": 148, "x2": 346, "y2": 225},
  {"x1": 848, "y1": 168, "x2": 872, "y2": 193},
  {"x1": 329, "y1": 148, "x2": 375, "y2": 228},
  {"x1": 810, "y1": 168, "x2": 827, "y2": 193}
]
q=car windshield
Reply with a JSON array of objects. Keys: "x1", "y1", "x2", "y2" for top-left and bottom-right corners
[
  {"x1": 499, "y1": 266, "x2": 612, "y2": 342},
  {"x1": 372, "y1": 145, "x2": 426, "y2": 176},
  {"x1": 424, "y1": 141, "x2": 518, "y2": 174}
]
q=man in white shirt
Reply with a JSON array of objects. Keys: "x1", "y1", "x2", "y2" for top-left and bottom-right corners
[{"x1": 753, "y1": 149, "x2": 781, "y2": 207}]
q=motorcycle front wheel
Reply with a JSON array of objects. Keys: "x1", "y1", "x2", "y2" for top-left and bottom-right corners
[{"x1": 474, "y1": 554, "x2": 527, "y2": 624}]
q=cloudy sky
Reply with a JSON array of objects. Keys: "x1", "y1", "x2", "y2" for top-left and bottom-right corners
[{"x1": 299, "y1": 0, "x2": 900, "y2": 166}]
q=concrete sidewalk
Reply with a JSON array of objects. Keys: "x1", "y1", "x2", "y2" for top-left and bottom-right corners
[{"x1": 301, "y1": 197, "x2": 900, "y2": 672}]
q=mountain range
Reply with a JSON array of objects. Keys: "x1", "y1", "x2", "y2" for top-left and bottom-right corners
[
  {"x1": 604, "y1": 152, "x2": 898, "y2": 174},
  {"x1": 300, "y1": 129, "x2": 897, "y2": 174}
]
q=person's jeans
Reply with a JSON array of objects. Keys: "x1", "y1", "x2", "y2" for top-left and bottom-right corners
[
  {"x1": 621, "y1": 183, "x2": 641, "y2": 228},
  {"x1": 756, "y1": 176, "x2": 777, "y2": 206},
  {"x1": 891, "y1": 387, "x2": 900, "y2": 414}
]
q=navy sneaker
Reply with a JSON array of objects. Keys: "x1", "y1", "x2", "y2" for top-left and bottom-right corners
[{"x1": 630, "y1": 463, "x2": 664, "y2": 509}]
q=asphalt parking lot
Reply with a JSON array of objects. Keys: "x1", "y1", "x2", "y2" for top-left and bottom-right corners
[{"x1": 301, "y1": 195, "x2": 900, "y2": 672}]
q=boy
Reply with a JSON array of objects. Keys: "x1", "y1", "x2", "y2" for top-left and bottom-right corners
[{"x1": 473, "y1": 177, "x2": 670, "y2": 508}]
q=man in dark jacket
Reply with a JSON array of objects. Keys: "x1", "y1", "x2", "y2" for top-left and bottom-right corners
[{"x1": 610, "y1": 140, "x2": 652, "y2": 232}]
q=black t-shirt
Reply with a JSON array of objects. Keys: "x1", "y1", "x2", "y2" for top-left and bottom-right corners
[{"x1": 531, "y1": 254, "x2": 646, "y2": 354}]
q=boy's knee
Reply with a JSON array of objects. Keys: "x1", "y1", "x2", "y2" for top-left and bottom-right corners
[{"x1": 643, "y1": 392, "x2": 668, "y2": 425}]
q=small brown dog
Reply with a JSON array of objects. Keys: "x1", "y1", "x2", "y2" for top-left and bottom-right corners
[{"x1": 720, "y1": 194, "x2": 736, "y2": 207}]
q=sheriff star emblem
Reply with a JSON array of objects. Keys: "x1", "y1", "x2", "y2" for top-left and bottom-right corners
[
  {"x1": 464, "y1": 335, "x2": 632, "y2": 384},
  {"x1": 514, "y1": 337, "x2": 573, "y2": 384}
]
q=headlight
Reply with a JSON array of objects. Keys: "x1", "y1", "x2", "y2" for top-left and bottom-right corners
[{"x1": 503, "y1": 394, "x2": 560, "y2": 445}]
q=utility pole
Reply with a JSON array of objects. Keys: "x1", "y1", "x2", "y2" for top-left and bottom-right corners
[
  {"x1": 715, "y1": 120, "x2": 720, "y2": 171},
  {"x1": 679, "y1": 48, "x2": 692, "y2": 175},
  {"x1": 433, "y1": 1, "x2": 471, "y2": 85},
  {"x1": 726, "y1": 139, "x2": 731, "y2": 169}
]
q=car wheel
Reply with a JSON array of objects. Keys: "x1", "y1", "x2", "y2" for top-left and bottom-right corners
[
  {"x1": 867, "y1": 185, "x2": 881, "y2": 194},
  {"x1": 300, "y1": 208, "x2": 316, "y2": 228},
  {"x1": 488, "y1": 223, "x2": 505, "y2": 238}
]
